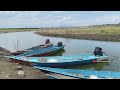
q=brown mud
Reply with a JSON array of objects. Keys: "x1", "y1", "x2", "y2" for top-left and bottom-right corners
[
  {"x1": 35, "y1": 31, "x2": 120, "y2": 42},
  {"x1": 0, "y1": 47, "x2": 50, "y2": 79}
]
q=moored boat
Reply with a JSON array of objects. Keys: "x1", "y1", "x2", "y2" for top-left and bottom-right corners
[
  {"x1": 5, "y1": 53, "x2": 108, "y2": 67},
  {"x1": 11, "y1": 39, "x2": 54, "y2": 56},
  {"x1": 11, "y1": 44, "x2": 53, "y2": 56},
  {"x1": 17, "y1": 45, "x2": 65, "y2": 57},
  {"x1": 34, "y1": 66, "x2": 120, "y2": 79}
]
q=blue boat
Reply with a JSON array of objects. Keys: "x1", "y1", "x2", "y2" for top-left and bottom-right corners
[
  {"x1": 5, "y1": 53, "x2": 108, "y2": 67},
  {"x1": 26, "y1": 44, "x2": 53, "y2": 51},
  {"x1": 34, "y1": 66, "x2": 120, "y2": 79},
  {"x1": 11, "y1": 44, "x2": 53, "y2": 56},
  {"x1": 16, "y1": 45, "x2": 65, "y2": 57}
]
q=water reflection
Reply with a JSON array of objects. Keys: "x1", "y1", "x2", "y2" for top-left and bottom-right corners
[
  {"x1": 51, "y1": 49, "x2": 66, "y2": 56},
  {"x1": 64, "y1": 62, "x2": 110, "y2": 71},
  {"x1": 72, "y1": 62, "x2": 109, "y2": 71}
]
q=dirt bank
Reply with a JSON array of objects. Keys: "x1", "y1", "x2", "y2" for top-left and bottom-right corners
[
  {"x1": 35, "y1": 30, "x2": 120, "y2": 42},
  {"x1": 0, "y1": 47, "x2": 49, "y2": 79}
]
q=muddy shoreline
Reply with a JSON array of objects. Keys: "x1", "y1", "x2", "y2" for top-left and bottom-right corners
[
  {"x1": 35, "y1": 31, "x2": 120, "y2": 42},
  {"x1": 0, "y1": 47, "x2": 50, "y2": 79}
]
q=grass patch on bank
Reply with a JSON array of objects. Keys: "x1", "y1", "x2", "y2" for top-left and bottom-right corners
[
  {"x1": 0, "y1": 25, "x2": 120, "y2": 35},
  {"x1": 36, "y1": 26, "x2": 120, "y2": 35}
]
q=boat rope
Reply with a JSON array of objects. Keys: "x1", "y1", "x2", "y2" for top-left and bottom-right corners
[
  {"x1": 103, "y1": 52, "x2": 120, "y2": 63},
  {"x1": 109, "y1": 55, "x2": 120, "y2": 62},
  {"x1": 113, "y1": 60, "x2": 120, "y2": 65}
]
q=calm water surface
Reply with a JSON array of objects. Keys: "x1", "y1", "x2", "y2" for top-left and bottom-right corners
[{"x1": 0, "y1": 31, "x2": 120, "y2": 71}]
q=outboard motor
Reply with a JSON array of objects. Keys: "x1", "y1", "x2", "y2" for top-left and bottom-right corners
[
  {"x1": 93, "y1": 47, "x2": 103, "y2": 56},
  {"x1": 57, "y1": 42, "x2": 63, "y2": 46}
]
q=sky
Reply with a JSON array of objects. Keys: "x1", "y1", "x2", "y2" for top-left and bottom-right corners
[{"x1": 0, "y1": 11, "x2": 120, "y2": 28}]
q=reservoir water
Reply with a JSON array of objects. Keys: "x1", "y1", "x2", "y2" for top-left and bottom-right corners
[{"x1": 0, "y1": 31, "x2": 120, "y2": 71}]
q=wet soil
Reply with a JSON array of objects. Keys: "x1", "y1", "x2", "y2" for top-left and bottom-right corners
[
  {"x1": 0, "y1": 47, "x2": 50, "y2": 79},
  {"x1": 35, "y1": 31, "x2": 120, "y2": 42}
]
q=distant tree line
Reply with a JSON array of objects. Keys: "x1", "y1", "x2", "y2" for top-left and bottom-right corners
[
  {"x1": 89, "y1": 23, "x2": 120, "y2": 27},
  {"x1": 1, "y1": 23, "x2": 120, "y2": 29}
]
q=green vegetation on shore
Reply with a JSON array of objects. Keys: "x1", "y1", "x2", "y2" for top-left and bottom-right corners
[
  {"x1": 36, "y1": 25, "x2": 120, "y2": 35},
  {"x1": 34, "y1": 25, "x2": 120, "y2": 41},
  {"x1": 1, "y1": 24, "x2": 120, "y2": 35},
  {"x1": 0, "y1": 28, "x2": 39, "y2": 30}
]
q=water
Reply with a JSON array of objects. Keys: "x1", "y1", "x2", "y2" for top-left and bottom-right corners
[{"x1": 0, "y1": 31, "x2": 120, "y2": 71}]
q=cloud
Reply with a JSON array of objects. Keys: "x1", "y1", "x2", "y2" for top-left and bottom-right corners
[
  {"x1": 0, "y1": 11, "x2": 94, "y2": 27},
  {"x1": 55, "y1": 16, "x2": 72, "y2": 23},
  {"x1": 0, "y1": 11, "x2": 41, "y2": 18},
  {"x1": 0, "y1": 11, "x2": 96, "y2": 27},
  {"x1": 0, "y1": 11, "x2": 120, "y2": 28},
  {"x1": 91, "y1": 11, "x2": 105, "y2": 13},
  {"x1": 52, "y1": 11, "x2": 65, "y2": 13},
  {"x1": 0, "y1": 11, "x2": 19, "y2": 18},
  {"x1": 95, "y1": 15, "x2": 120, "y2": 22}
]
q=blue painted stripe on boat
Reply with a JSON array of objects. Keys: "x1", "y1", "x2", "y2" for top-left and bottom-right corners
[
  {"x1": 7, "y1": 53, "x2": 108, "y2": 63},
  {"x1": 6, "y1": 53, "x2": 97, "y2": 63},
  {"x1": 110, "y1": 72, "x2": 120, "y2": 78}
]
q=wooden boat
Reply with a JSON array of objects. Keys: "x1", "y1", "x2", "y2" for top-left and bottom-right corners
[
  {"x1": 5, "y1": 53, "x2": 108, "y2": 67},
  {"x1": 11, "y1": 44, "x2": 53, "y2": 56},
  {"x1": 34, "y1": 66, "x2": 120, "y2": 79}
]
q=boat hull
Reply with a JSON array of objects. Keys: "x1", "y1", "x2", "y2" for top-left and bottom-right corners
[
  {"x1": 11, "y1": 51, "x2": 27, "y2": 56},
  {"x1": 34, "y1": 66, "x2": 120, "y2": 79},
  {"x1": 96, "y1": 56, "x2": 108, "y2": 61},
  {"x1": 9, "y1": 58, "x2": 34, "y2": 66},
  {"x1": 30, "y1": 47, "x2": 64, "y2": 57},
  {"x1": 17, "y1": 45, "x2": 65, "y2": 57},
  {"x1": 9, "y1": 58, "x2": 96, "y2": 67},
  {"x1": 11, "y1": 44, "x2": 53, "y2": 56},
  {"x1": 33, "y1": 59, "x2": 96, "y2": 67},
  {"x1": 6, "y1": 53, "x2": 108, "y2": 67}
]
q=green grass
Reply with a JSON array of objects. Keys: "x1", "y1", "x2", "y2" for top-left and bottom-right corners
[
  {"x1": 0, "y1": 28, "x2": 40, "y2": 32},
  {"x1": 39, "y1": 25, "x2": 120, "y2": 35},
  {"x1": 0, "y1": 28, "x2": 39, "y2": 30},
  {"x1": 0, "y1": 25, "x2": 120, "y2": 35}
]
